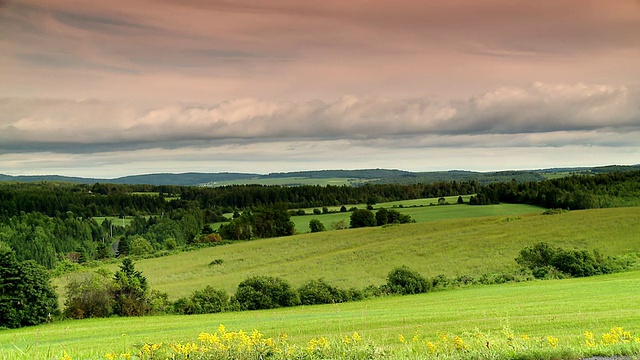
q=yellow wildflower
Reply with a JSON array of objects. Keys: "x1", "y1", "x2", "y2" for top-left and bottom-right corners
[
  {"x1": 453, "y1": 336, "x2": 465, "y2": 350},
  {"x1": 398, "y1": 334, "x2": 406, "y2": 343},
  {"x1": 584, "y1": 331, "x2": 596, "y2": 347},
  {"x1": 352, "y1": 331, "x2": 362, "y2": 343},
  {"x1": 546, "y1": 336, "x2": 558, "y2": 348},
  {"x1": 61, "y1": 351, "x2": 72, "y2": 360}
]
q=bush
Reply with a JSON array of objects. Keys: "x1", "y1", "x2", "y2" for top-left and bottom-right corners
[
  {"x1": 174, "y1": 286, "x2": 230, "y2": 314},
  {"x1": 298, "y1": 279, "x2": 354, "y2": 305},
  {"x1": 234, "y1": 276, "x2": 300, "y2": 310},
  {"x1": 516, "y1": 242, "x2": 611, "y2": 279},
  {"x1": 386, "y1": 266, "x2": 431, "y2": 295},
  {"x1": 350, "y1": 209, "x2": 376, "y2": 228},
  {"x1": 309, "y1": 219, "x2": 326, "y2": 233},
  {"x1": 64, "y1": 271, "x2": 115, "y2": 319}
]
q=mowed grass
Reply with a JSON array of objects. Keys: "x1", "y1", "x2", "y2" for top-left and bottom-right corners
[
  {"x1": 3, "y1": 271, "x2": 640, "y2": 359},
  {"x1": 292, "y1": 203, "x2": 543, "y2": 232},
  {"x1": 82, "y1": 207, "x2": 640, "y2": 299}
]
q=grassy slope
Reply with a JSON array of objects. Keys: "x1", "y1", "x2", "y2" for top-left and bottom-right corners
[
  {"x1": 3, "y1": 271, "x2": 639, "y2": 359},
  {"x1": 91, "y1": 207, "x2": 640, "y2": 299}
]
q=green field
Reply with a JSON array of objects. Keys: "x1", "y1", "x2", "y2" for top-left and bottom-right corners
[
  {"x1": 204, "y1": 177, "x2": 373, "y2": 187},
  {"x1": 3, "y1": 270, "x2": 640, "y2": 359},
  {"x1": 79, "y1": 207, "x2": 640, "y2": 300},
  {"x1": 92, "y1": 216, "x2": 132, "y2": 227},
  {"x1": 292, "y1": 203, "x2": 543, "y2": 232}
]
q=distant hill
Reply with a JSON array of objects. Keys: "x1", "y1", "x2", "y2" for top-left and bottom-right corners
[{"x1": 1, "y1": 165, "x2": 638, "y2": 186}]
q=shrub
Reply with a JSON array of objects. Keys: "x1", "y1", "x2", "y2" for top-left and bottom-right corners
[
  {"x1": 198, "y1": 233, "x2": 222, "y2": 244},
  {"x1": 350, "y1": 209, "x2": 376, "y2": 228},
  {"x1": 298, "y1": 279, "x2": 353, "y2": 305},
  {"x1": 64, "y1": 270, "x2": 115, "y2": 319},
  {"x1": 386, "y1": 266, "x2": 431, "y2": 295},
  {"x1": 516, "y1": 242, "x2": 611, "y2": 279},
  {"x1": 174, "y1": 286, "x2": 230, "y2": 314},
  {"x1": 234, "y1": 276, "x2": 300, "y2": 310},
  {"x1": 309, "y1": 219, "x2": 326, "y2": 233}
]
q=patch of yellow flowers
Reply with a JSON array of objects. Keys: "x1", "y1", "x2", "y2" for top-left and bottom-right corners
[
  {"x1": 397, "y1": 326, "x2": 640, "y2": 359},
  {"x1": 57, "y1": 325, "x2": 639, "y2": 359}
]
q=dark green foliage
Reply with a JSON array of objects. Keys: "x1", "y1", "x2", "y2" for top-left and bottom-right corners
[
  {"x1": 112, "y1": 259, "x2": 149, "y2": 316},
  {"x1": 476, "y1": 170, "x2": 640, "y2": 209},
  {"x1": 116, "y1": 236, "x2": 130, "y2": 257},
  {"x1": 298, "y1": 279, "x2": 348, "y2": 305},
  {"x1": 350, "y1": 209, "x2": 376, "y2": 228},
  {"x1": 253, "y1": 205, "x2": 295, "y2": 238},
  {"x1": 234, "y1": 276, "x2": 300, "y2": 310},
  {"x1": 309, "y1": 219, "x2": 326, "y2": 233},
  {"x1": 313, "y1": 208, "x2": 321, "y2": 215},
  {"x1": 457, "y1": 196, "x2": 464, "y2": 204},
  {"x1": 515, "y1": 242, "x2": 612, "y2": 278},
  {"x1": 375, "y1": 207, "x2": 413, "y2": 226},
  {"x1": 0, "y1": 243, "x2": 58, "y2": 328},
  {"x1": 208, "y1": 258, "x2": 224, "y2": 266},
  {"x1": 386, "y1": 266, "x2": 431, "y2": 295},
  {"x1": 96, "y1": 242, "x2": 111, "y2": 259},
  {"x1": 64, "y1": 271, "x2": 115, "y2": 319},
  {"x1": 173, "y1": 285, "x2": 230, "y2": 315},
  {"x1": 340, "y1": 206, "x2": 347, "y2": 212}
]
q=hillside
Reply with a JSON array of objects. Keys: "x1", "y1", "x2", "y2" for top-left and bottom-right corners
[
  {"x1": 2, "y1": 165, "x2": 638, "y2": 186},
  {"x1": 77, "y1": 207, "x2": 640, "y2": 299}
]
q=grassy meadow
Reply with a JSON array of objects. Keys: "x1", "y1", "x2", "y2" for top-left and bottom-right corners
[
  {"x1": 3, "y1": 270, "x2": 640, "y2": 359},
  {"x1": 291, "y1": 203, "x2": 543, "y2": 232},
  {"x1": 205, "y1": 177, "x2": 373, "y2": 187},
  {"x1": 74, "y1": 207, "x2": 640, "y2": 299}
]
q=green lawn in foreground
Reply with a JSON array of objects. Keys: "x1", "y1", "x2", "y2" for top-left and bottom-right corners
[
  {"x1": 77, "y1": 207, "x2": 640, "y2": 300},
  {"x1": 3, "y1": 271, "x2": 639, "y2": 359}
]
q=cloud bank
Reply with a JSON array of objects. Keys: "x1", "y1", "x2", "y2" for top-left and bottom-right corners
[{"x1": 1, "y1": 83, "x2": 638, "y2": 155}]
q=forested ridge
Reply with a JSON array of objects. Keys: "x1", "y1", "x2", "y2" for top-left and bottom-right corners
[
  {"x1": 474, "y1": 170, "x2": 640, "y2": 209},
  {"x1": 1, "y1": 170, "x2": 639, "y2": 269}
]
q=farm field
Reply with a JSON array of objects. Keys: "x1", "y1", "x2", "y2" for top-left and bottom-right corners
[
  {"x1": 204, "y1": 177, "x2": 373, "y2": 187},
  {"x1": 291, "y1": 203, "x2": 544, "y2": 232},
  {"x1": 3, "y1": 270, "x2": 640, "y2": 359},
  {"x1": 75, "y1": 207, "x2": 640, "y2": 299}
]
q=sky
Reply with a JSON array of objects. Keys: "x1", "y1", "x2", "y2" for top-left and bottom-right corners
[{"x1": 1, "y1": 0, "x2": 640, "y2": 178}]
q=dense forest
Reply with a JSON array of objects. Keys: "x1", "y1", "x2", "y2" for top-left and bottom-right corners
[
  {"x1": 1, "y1": 170, "x2": 639, "y2": 269},
  {"x1": 473, "y1": 170, "x2": 640, "y2": 209}
]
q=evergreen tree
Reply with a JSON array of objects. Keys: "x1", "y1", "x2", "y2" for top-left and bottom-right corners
[{"x1": 0, "y1": 242, "x2": 58, "y2": 328}]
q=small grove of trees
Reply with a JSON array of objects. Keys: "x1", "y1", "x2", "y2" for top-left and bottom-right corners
[
  {"x1": 0, "y1": 242, "x2": 58, "y2": 328},
  {"x1": 64, "y1": 259, "x2": 154, "y2": 319},
  {"x1": 218, "y1": 205, "x2": 295, "y2": 240},
  {"x1": 351, "y1": 208, "x2": 414, "y2": 228},
  {"x1": 375, "y1": 208, "x2": 413, "y2": 226}
]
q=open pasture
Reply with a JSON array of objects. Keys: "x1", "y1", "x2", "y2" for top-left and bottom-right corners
[
  {"x1": 291, "y1": 202, "x2": 543, "y2": 232},
  {"x1": 205, "y1": 177, "x2": 373, "y2": 187},
  {"x1": 4, "y1": 270, "x2": 640, "y2": 359},
  {"x1": 83, "y1": 207, "x2": 640, "y2": 299}
]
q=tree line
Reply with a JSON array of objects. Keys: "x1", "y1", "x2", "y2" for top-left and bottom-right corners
[{"x1": 472, "y1": 170, "x2": 640, "y2": 209}]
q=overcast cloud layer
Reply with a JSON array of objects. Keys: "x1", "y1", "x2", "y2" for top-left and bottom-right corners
[{"x1": 1, "y1": 0, "x2": 639, "y2": 177}]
